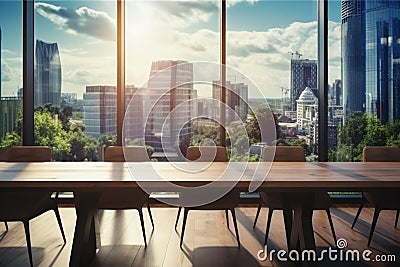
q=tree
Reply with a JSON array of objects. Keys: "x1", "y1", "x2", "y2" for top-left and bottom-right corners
[
  {"x1": 34, "y1": 110, "x2": 71, "y2": 160},
  {"x1": 246, "y1": 108, "x2": 281, "y2": 145},
  {"x1": 336, "y1": 112, "x2": 369, "y2": 161},
  {"x1": 0, "y1": 131, "x2": 22, "y2": 149},
  {"x1": 360, "y1": 116, "x2": 386, "y2": 148},
  {"x1": 1, "y1": 106, "x2": 100, "y2": 162}
]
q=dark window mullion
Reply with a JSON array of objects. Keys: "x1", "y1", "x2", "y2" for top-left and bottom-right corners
[
  {"x1": 23, "y1": 0, "x2": 34, "y2": 145},
  {"x1": 220, "y1": 0, "x2": 226, "y2": 147},
  {"x1": 117, "y1": 0, "x2": 125, "y2": 146},
  {"x1": 318, "y1": 0, "x2": 328, "y2": 161}
]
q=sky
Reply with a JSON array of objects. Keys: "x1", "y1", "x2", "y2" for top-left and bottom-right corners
[{"x1": 0, "y1": 0, "x2": 342, "y2": 98}]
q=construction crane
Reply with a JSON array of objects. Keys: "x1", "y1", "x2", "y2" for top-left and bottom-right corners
[{"x1": 288, "y1": 50, "x2": 303, "y2": 60}]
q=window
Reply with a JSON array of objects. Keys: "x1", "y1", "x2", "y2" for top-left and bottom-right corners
[
  {"x1": 8, "y1": 0, "x2": 398, "y2": 162},
  {"x1": 33, "y1": 0, "x2": 117, "y2": 161},
  {"x1": 329, "y1": 0, "x2": 400, "y2": 162},
  {"x1": 0, "y1": 1, "x2": 23, "y2": 152},
  {"x1": 125, "y1": 1, "x2": 220, "y2": 157}
]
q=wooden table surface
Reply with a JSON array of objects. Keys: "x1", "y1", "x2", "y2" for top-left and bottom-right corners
[
  {"x1": 1, "y1": 161, "x2": 400, "y2": 267},
  {"x1": 1, "y1": 161, "x2": 400, "y2": 190}
]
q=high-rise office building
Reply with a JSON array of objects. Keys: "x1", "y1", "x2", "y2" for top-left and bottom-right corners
[
  {"x1": 212, "y1": 80, "x2": 249, "y2": 122},
  {"x1": 290, "y1": 59, "x2": 317, "y2": 110},
  {"x1": 1, "y1": 96, "x2": 23, "y2": 139},
  {"x1": 341, "y1": 0, "x2": 363, "y2": 119},
  {"x1": 332, "y1": 79, "x2": 342, "y2": 106},
  {"x1": 145, "y1": 60, "x2": 193, "y2": 152},
  {"x1": 35, "y1": 39, "x2": 62, "y2": 107},
  {"x1": 83, "y1": 85, "x2": 116, "y2": 137},
  {"x1": 83, "y1": 85, "x2": 142, "y2": 138},
  {"x1": 342, "y1": 0, "x2": 400, "y2": 122}
]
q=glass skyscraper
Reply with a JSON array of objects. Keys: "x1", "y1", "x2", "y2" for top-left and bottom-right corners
[
  {"x1": 342, "y1": 0, "x2": 400, "y2": 122},
  {"x1": 290, "y1": 59, "x2": 317, "y2": 111},
  {"x1": 35, "y1": 39, "x2": 61, "y2": 107}
]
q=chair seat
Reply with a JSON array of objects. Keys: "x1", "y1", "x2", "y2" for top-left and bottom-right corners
[
  {"x1": 97, "y1": 190, "x2": 149, "y2": 210},
  {"x1": 0, "y1": 192, "x2": 55, "y2": 221},
  {"x1": 364, "y1": 192, "x2": 400, "y2": 208},
  {"x1": 179, "y1": 188, "x2": 240, "y2": 210},
  {"x1": 260, "y1": 191, "x2": 331, "y2": 210}
]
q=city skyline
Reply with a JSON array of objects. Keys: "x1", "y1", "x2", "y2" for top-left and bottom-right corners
[{"x1": 0, "y1": 1, "x2": 342, "y2": 99}]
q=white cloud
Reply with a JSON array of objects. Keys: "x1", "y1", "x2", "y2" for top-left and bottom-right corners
[
  {"x1": 126, "y1": 1, "x2": 218, "y2": 30},
  {"x1": 227, "y1": 0, "x2": 260, "y2": 7},
  {"x1": 35, "y1": 2, "x2": 116, "y2": 41},
  {"x1": 1, "y1": 59, "x2": 22, "y2": 96},
  {"x1": 1, "y1": 60, "x2": 13, "y2": 82},
  {"x1": 125, "y1": 20, "x2": 341, "y2": 98},
  {"x1": 5, "y1": 15, "x2": 338, "y2": 99}
]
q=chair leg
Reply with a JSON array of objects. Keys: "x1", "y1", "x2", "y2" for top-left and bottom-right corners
[
  {"x1": 225, "y1": 209, "x2": 230, "y2": 229},
  {"x1": 351, "y1": 203, "x2": 364, "y2": 229},
  {"x1": 175, "y1": 207, "x2": 182, "y2": 229},
  {"x1": 147, "y1": 203, "x2": 154, "y2": 228},
  {"x1": 180, "y1": 208, "x2": 189, "y2": 248},
  {"x1": 326, "y1": 209, "x2": 337, "y2": 244},
  {"x1": 4, "y1": 221, "x2": 8, "y2": 231},
  {"x1": 282, "y1": 209, "x2": 293, "y2": 250},
  {"x1": 264, "y1": 208, "x2": 274, "y2": 246},
  {"x1": 368, "y1": 208, "x2": 381, "y2": 247},
  {"x1": 23, "y1": 221, "x2": 34, "y2": 267},
  {"x1": 53, "y1": 208, "x2": 67, "y2": 244},
  {"x1": 138, "y1": 209, "x2": 147, "y2": 247},
  {"x1": 253, "y1": 202, "x2": 262, "y2": 229},
  {"x1": 230, "y1": 208, "x2": 240, "y2": 248},
  {"x1": 395, "y1": 210, "x2": 399, "y2": 228}
]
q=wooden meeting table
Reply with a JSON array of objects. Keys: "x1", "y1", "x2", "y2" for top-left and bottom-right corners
[{"x1": 1, "y1": 161, "x2": 400, "y2": 266}]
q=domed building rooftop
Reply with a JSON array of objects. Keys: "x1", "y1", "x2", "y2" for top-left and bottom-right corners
[{"x1": 297, "y1": 87, "x2": 317, "y2": 104}]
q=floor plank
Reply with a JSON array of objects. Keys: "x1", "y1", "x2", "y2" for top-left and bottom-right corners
[{"x1": 0, "y1": 206, "x2": 399, "y2": 266}]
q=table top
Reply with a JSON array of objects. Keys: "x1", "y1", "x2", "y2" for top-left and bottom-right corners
[{"x1": 0, "y1": 161, "x2": 400, "y2": 191}]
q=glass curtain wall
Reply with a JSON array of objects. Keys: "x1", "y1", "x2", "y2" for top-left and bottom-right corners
[{"x1": 330, "y1": 0, "x2": 400, "y2": 162}]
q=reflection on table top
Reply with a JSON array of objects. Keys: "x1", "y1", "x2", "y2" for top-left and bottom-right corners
[{"x1": 0, "y1": 161, "x2": 400, "y2": 190}]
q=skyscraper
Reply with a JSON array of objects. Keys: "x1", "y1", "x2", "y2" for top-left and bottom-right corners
[
  {"x1": 212, "y1": 80, "x2": 249, "y2": 122},
  {"x1": 342, "y1": 0, "x2": 400, "y2": 122},
  {"x1": 290, "y1": 58, "x2": 317, "y2": 110},
  {"x1": 332, "y1": 79, "x2": 342, "y2": 106},
  {"x1": 83, "y1": 85, "x2": 142, "y2": 138},
  {"x1": 145, "y1": 60, "x2": 193, "y2": 152},
  {"x1": 341, "y1": 0, "x2": 363, "y2": 119},
  {"x1": 35, "y1": 39, "x2": 62, "y2": 107}
]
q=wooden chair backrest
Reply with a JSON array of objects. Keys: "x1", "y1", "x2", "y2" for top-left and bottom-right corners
[
  {"x1": 186, "y1": 146, "x2": 227, "y2": 162},
  {"x1": 6, "y1": 146, "x2": 51, "y2": 162},
  {"x1": 104, "y1": 146, "x2": 149, "y2": 162},
  {"x1": 262, "y1": 146, "x2": 305, "y2": 162},
  {"x1": 363, "y1": 146, "x2": 400, "y2": 162}
]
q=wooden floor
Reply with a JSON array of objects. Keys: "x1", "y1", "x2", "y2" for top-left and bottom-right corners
[{"x1": 0, "y1": 206, "x2": 399, "y2": 267}]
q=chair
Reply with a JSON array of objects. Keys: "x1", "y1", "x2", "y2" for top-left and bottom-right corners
[
  {"x1": 102, "y1": 146, "x2": 154, "y2": 246},
  {"x1": 351, "y1": 146, "x2": 400, "y2": 246},
  {"x1": 0, "y1": 146, "x2": 66, "y2": 267},
  {"x1": 177, "y1": 146, "x2": 240, "y2": 248},
  {"x1": 253, "y1": 146, "x2": 336, "y2": 247}
]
